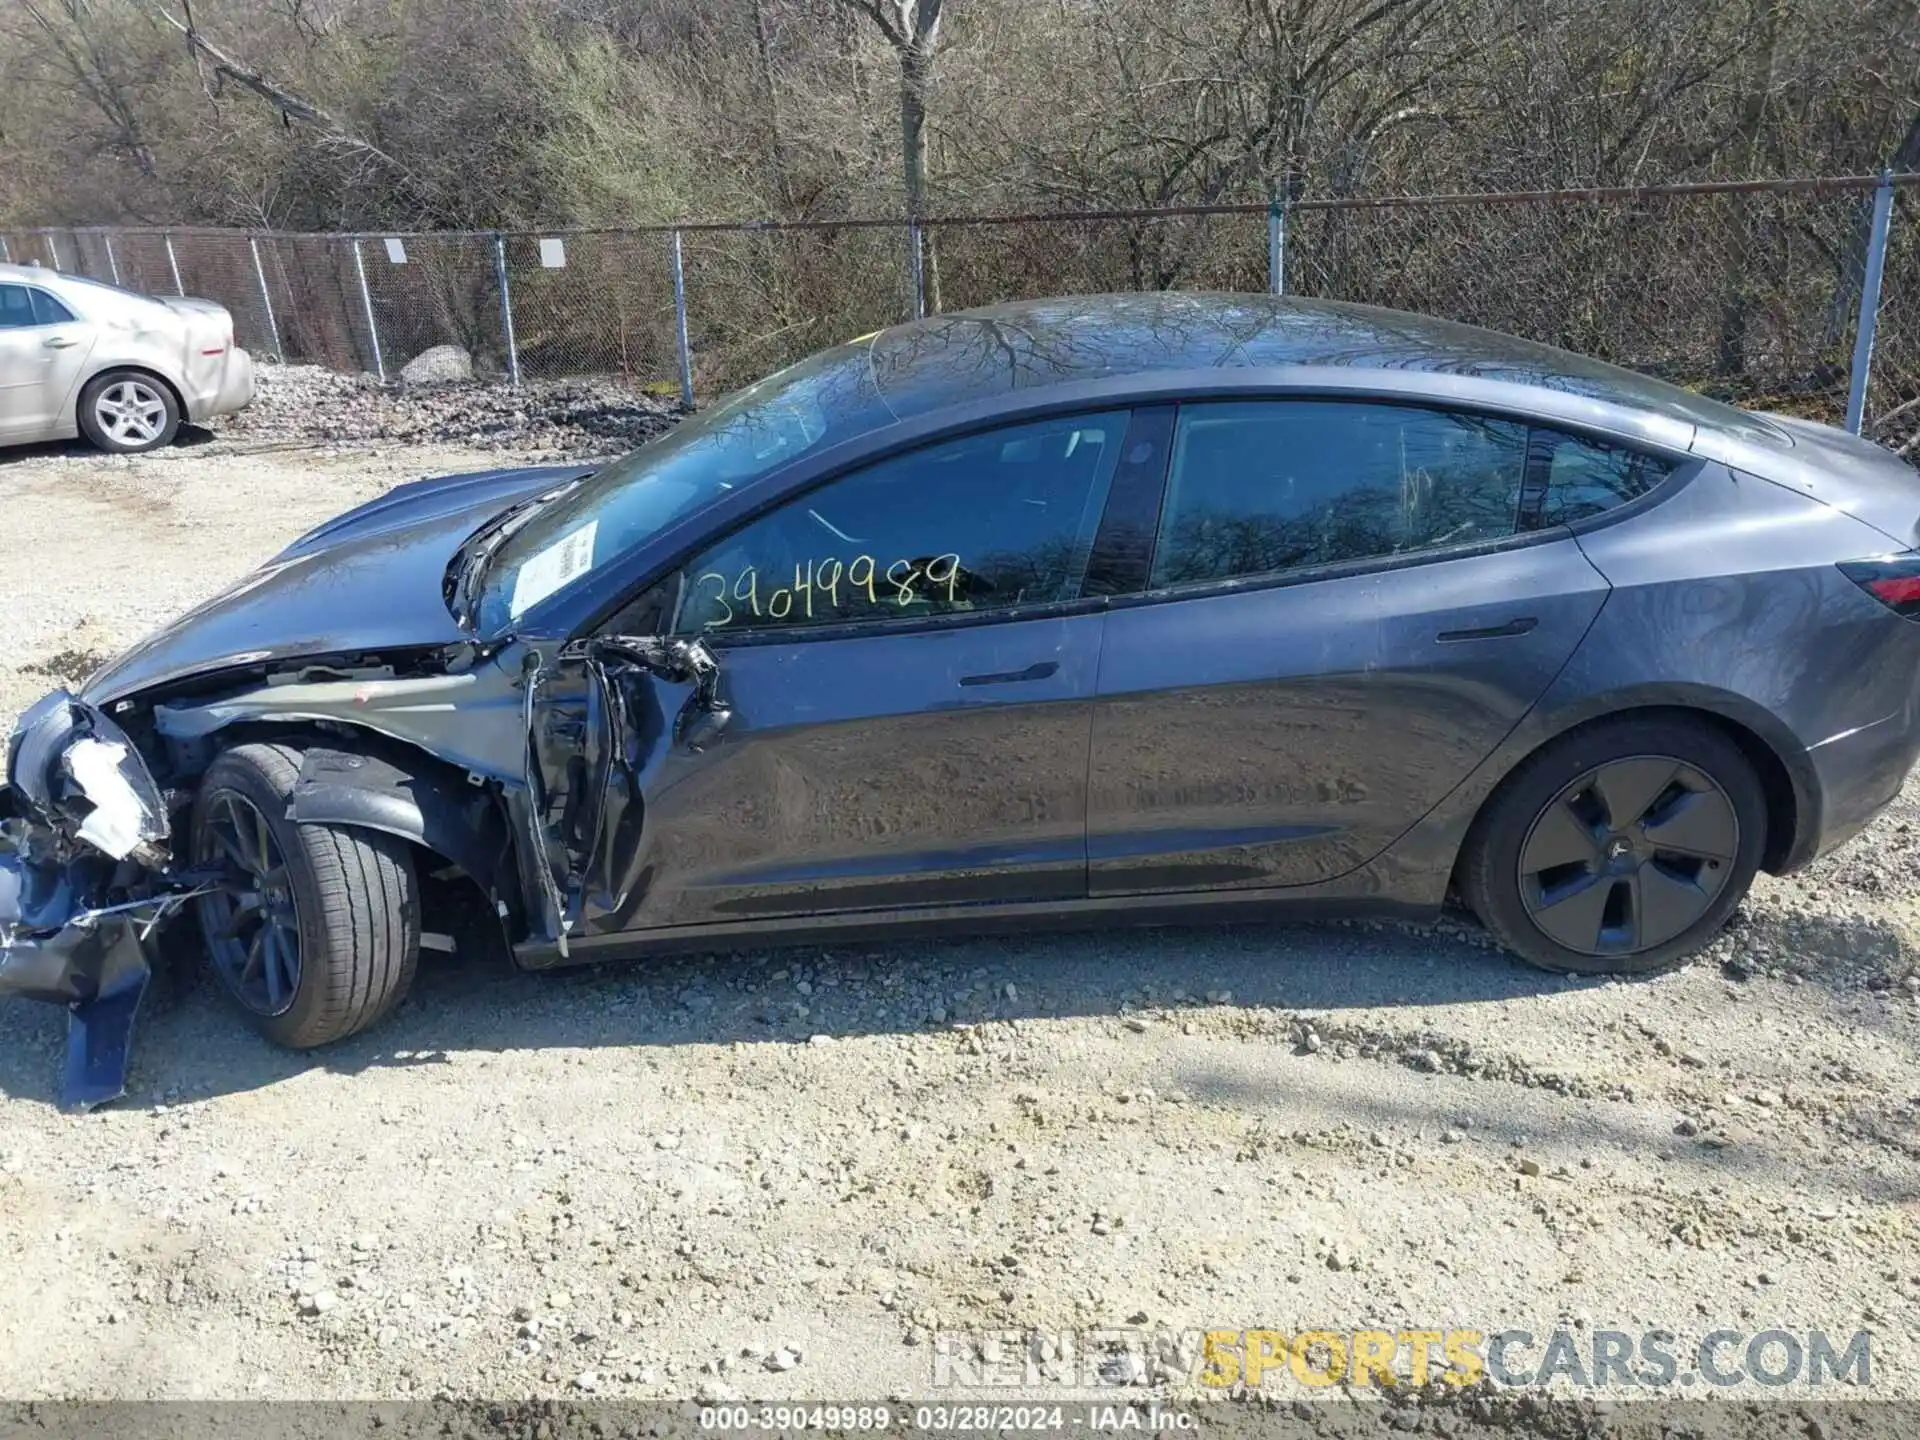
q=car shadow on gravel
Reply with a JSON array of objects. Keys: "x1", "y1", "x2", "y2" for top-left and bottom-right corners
[
  {"x1": 0, "y1": 915, "x2": 1602, "y2": 1109},
  {"x1": 0, "y1": 425, "x2": 215, "y2": 467}
]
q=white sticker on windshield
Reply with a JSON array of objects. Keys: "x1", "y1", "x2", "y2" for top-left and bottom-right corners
[{"x1": 509, "y1": 520, "x2": 598, "y2": 618}]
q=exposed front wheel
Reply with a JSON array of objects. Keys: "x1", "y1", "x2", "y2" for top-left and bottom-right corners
[
  {"x1": 1460, "y1": 716, "x2": 1766, "y2": 975},
  {"x1": 77, "y1": 370, "x2": 181, "y2": 454},
  {"x1": 192, "y1": 743, "x2": 420, "y2": 1048}
]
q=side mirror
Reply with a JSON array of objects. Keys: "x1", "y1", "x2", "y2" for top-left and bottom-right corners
[{"x1": 679, "y1": 703, "x2": 733, "y2": 753}]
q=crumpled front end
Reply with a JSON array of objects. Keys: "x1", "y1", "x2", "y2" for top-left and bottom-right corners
[{"x1": 0, "y1": 691, "x2": 204, "y2": 1110}]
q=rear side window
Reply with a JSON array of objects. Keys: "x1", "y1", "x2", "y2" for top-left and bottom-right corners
[
  {"x1": 1532, "y1": 429, "x2": 1676, "y2": 526},
  {"x1": 29, "y1": 288, "x2": 75, "y2": 325},
  {"x1": 1150, "y1": 400, "x2": 1529, "y2": 588},
  {"x1": 672, "y1": 410, "x2": 1127, "y2": 634}
]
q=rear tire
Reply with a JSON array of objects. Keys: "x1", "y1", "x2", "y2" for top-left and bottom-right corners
[
  {"x1": 193, "y1": 742, "x2": 420, "y2": 1048},
  {"x1": 77, "y1": 369, "x2": 181, "y2": 454},
  {"x1": 1460, "y1": 716, "x2": 1765, "y2": 975}
]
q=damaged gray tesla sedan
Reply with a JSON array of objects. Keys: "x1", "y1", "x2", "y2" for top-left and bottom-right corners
[{"x1": 9, "y1": 293, "x2": 1920, "y2": 1109}]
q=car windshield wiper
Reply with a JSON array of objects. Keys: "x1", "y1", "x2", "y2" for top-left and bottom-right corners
[{"x1": 447, "y1": 474, "x2": 590, "y2": 632}]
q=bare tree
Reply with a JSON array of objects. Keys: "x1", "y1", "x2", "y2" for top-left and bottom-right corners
[
  {"x1": 152, "y1": 1, "x2": 412, "y2": 184},
  {"x1": 832, "y1": 0, "x2": 949, "y2": 309},
  {"x1": 21, "y1": 0, "x2": 160, "y2": 185}
]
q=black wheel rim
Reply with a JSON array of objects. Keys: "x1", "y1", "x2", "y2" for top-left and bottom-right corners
[
  {"x1": 196, "y1": 792, "x2": 303, "y2": 1016},
  {"x1": 1517, "y1": 754, "x2": 1739, "y2": 958}
]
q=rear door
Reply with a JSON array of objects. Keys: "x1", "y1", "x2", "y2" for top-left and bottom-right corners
[
  {"x1": 0, "y1": 283, "x2": 94, "y2": 440},
  {"x1": 553, "y1": 408, "x2": 1147, "y2": 938},
  {"x1": 1086, "y1": 399, "x2": 1613, "y2": 894}
]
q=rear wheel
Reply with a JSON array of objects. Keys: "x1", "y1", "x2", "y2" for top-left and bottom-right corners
[
  {"x1": 192, "y1": 743, "x2": 420, "y2": 1048},
  {"x1": 77, "y1": 369, "x2": 180, "y2": 454},
  {"x1": 1460, "y1": 716, "x2": 1765, "y2": 975}
]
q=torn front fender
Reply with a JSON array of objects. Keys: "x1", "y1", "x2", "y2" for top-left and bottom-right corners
[
  {"x1": 522, "y1": 635, "x2": 729, "y2": 956},
  {"x1": 288, "y1": 744, "x2": 518, "y2": 909}
]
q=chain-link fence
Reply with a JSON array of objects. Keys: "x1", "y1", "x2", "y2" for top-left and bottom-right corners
[{"x1": 4, "y1": 173, "x2": 1915, "y2": 442}]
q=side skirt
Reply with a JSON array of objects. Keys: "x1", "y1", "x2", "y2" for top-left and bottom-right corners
[{"x1": 511, "y1": 885, "x2": 1443, "y2": 971}]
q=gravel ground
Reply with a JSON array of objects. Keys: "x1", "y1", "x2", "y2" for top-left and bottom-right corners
[
  {"x1": 209, "y1": 362, "x2": 681, "y2": 459},
  {"x1": 2, "y1": 370, "x2": 1918, "y2": 1417}
]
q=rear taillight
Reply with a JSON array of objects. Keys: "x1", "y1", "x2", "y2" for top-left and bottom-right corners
[{"x1": 1840, "y1": 555, "x2": 1920, "y2": 619}]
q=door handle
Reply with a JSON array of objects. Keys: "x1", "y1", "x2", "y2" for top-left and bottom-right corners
[
  {"x1": 42, "y1": 336, "x2": 76, "y2": 349},
  {"x1": 1437, "y1": 617, "x2": 1538, "y2": 642},
  {"x1": 958, "y1": 660, "x2": 1059, "y2": 687}
]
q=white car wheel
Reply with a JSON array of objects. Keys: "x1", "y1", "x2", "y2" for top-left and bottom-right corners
[{"x1": 77, "y1": 371, "x2": 181, "y2": 454}]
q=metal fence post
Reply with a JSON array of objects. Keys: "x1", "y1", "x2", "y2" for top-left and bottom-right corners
[
  {"x1": 493, "y1": 232, "x2": 522, "y2": 387},
  {"x1": 165, "y1": 232, "x2": 184, "y2": 295},
  {"x1": 0, "y1": 235, "x2": 10, "y2": 263},
  {"x1": 103, "y1": 233, "x2": 121, "y2": 286},
  {"x1": 46, "y1": 233, "x2": 61, "y2": 271},
  {"x1": 1845, "y1": 170, "x2": 1897, "y2": 436},
  {"x1": 907, "y1": 220, "x2": 926, "y2": 321},
  {"x1": 351, "y1": 238, "x2": 386, "y2": 382},
  {"x1": 249, "y1": 236, "x2": 284, "y2": 361},
  {"x1": 670, "y1": 229, "x2": 694, "y2": 407},
  {"x1": 1267, "y1": 201, "x2": 1287, "y2": 296}
]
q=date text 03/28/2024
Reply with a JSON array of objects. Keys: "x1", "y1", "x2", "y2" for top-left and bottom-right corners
[{"x1": 697, "y1": 1405, "x2": 1195, "y2": 1432}]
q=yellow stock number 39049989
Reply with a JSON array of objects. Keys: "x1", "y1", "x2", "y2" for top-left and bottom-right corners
[{"x1": 694, "y1": 553, "x2": 965, "y2": 628}]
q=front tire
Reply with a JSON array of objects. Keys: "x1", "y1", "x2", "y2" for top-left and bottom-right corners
[
  {"x1": 77, "y1": 369, "x2": 181, "y2": 454},
  {"x1": 193, "y1": 743, "x2": 420, "y2": 1048},
  {"x1": 1460, "y1": 716, "x2": 1765, "y2": 975}
]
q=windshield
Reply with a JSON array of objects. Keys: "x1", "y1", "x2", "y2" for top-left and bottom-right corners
[{"x1": 473, "y1": 340, "x2": 892, "y2": 635}]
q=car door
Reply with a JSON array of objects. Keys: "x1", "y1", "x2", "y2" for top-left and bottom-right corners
[
  {"x1": 541, "y1": 407, "x2": 1145, "y2": 939},
  {"x1": 0, "y1": 283, "x2": 95, "y2": 441},
  {"x1": 1086, "y1": 398, "x2": 1613, "y2": 894}
]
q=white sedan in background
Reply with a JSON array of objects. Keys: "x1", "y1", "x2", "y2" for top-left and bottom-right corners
[{"x1": 0, "y1": 262, "x2": 254, "y2": 454}]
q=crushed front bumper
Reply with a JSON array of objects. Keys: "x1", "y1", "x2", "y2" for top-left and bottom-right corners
[
  {"x1": 0, "y1": 843, "x2": 191, "y2": 1110},
  {"x1": 0, "y1": 692, "x2": 203, "y2": 1111}
]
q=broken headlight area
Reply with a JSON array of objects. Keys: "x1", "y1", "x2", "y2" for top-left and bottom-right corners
[
  {"x1": 1, "y1": 690, "x2": 208, "y2": 1111},
  {"x1": 8, "y1": 688, "x2": 170, "y2": 863}
]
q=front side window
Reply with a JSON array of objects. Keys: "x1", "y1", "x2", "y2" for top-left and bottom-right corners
[
  {"x1": 671, "y1": 411, "x2": 1128, "y2": 635},
  {"x1": 1533, "y1": 428, "x2": 1675, "y2": 526},
  {"x1": 1150, "y1": 400, "x2": 1529, "y2": 588}
]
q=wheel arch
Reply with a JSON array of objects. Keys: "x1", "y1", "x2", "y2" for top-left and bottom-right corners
[
  {"x1": 175, "y1": 719, "x2": 526, "y2": 928},
  {"x1": 1459, "y1": 694, "x2": 1811, "y2": 885},
  {"x1": 81, "y1": 362, "x2": 186, "y2": 419}
]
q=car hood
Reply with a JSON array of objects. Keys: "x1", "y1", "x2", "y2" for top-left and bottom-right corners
[{"x1": 81, "y1": 463, "x2": 586, "y2": 703}]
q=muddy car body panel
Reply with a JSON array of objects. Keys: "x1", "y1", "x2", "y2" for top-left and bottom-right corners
[{"x1": 10, "y1": 294, "x2": 1920, "y2": 1107}]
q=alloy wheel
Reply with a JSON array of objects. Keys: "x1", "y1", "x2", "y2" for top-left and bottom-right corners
[
  {"x1": 1516, "y1": 755, "x2": 1739, "y2": 957},
  {"x1": 93, "y1": 380, "x2": 168, "y2": 447},
  {"x1": 196, "y1": 792, "x2": 304, "y2": 1016}
]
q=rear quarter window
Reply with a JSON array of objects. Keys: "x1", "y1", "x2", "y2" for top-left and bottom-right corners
[
  {"x1": 29, "y1": 288, "x2": 75, "y2": 326},
  {"x1": 1532, "y1": 429, "x2": 1677, "y2": 527}
]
